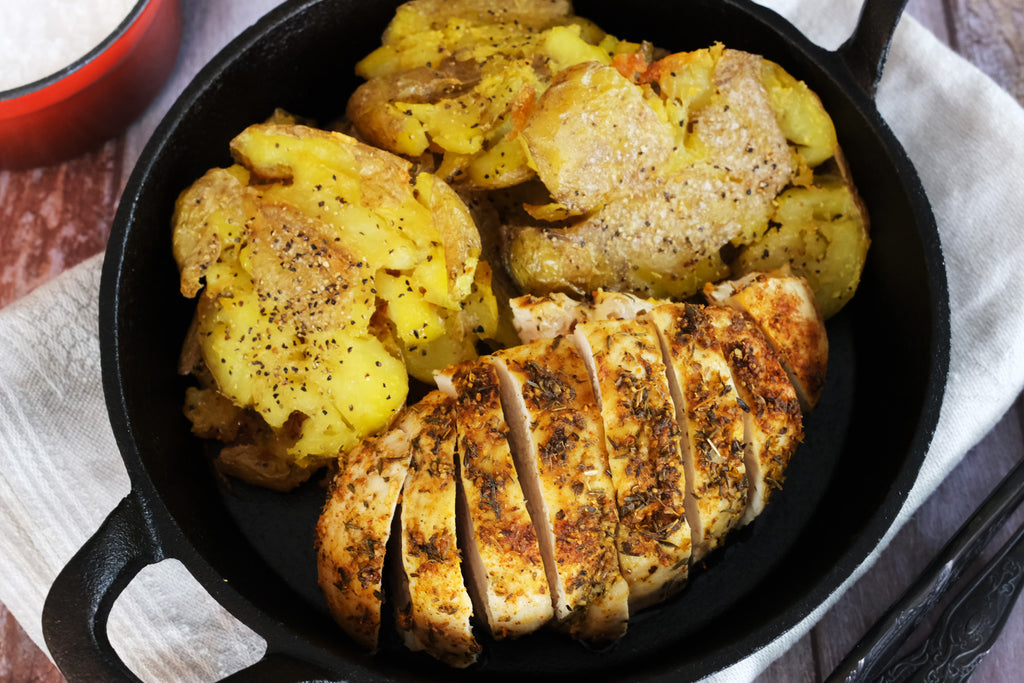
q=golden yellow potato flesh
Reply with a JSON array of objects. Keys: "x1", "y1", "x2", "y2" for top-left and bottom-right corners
[
  {"x1": 732, "y1": 179, "x2": 870, "y2": 320},
  {"x1": 172, "y1": 123, "x2": 497, "y2": 484}
]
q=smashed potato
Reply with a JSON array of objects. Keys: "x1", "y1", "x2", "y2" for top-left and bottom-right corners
[
  {"x1": 504, "y1": 48, "x2": 793, "y2": 300},
  {"x1": 347, "y1": 0, "x2": 651, "y2": 189},
  {"x1": 732, "y1": 176, "x2": 870, "y2": 319},
  {"x1": 347, "y1": 3, "x2": 869, "y2": 317},
  {"x1": 501, "y1": 44, "x2": 867, "y2": 307},
  {"x1": 173, "y1": 123, "x2": 497, "y2": 487}
]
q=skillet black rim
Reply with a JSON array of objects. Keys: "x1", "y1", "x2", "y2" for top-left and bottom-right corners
[{"x1": 89, "y1": 0, "x2": 950, "y2": 680}]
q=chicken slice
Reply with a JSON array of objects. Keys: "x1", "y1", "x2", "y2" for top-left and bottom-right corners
[
  {"x1": 571, "y1": 318, "x2": 691, "y2": 610},
  {"x1": 435, "y1": 360, "x2": 554, "y2": 639},
  {"x1": 493, "y1": 338, "x2": 629, "y2": 642},
  {"x1": 316, "y1": 403, "x2": 420, "y2": 650},
  {"x1": 701, "y1": 305, "x2": 803, "y2": 525},
  {"x1": 589, "y1": 289, "x2": 659, "y2": 322},
  {"x1": 392, "y1": 391, "x2": 481, "y2": 668},
  {"x1": 646, "y1": 304, "x2": 748, "y2": 562},
  {"x1": 704, "y1": 270, "x2": 828, "y2": 411},
  {"x1": 511, "y1": 288, "x2": 806, "y2": 534}
]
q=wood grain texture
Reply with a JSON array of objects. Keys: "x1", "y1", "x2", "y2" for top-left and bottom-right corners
[
  {"x1": 0, "y1": 1, "x2": 1019, "y2": 682},
  {"x1": 907, "y1": 0, "x2": 952, "y2": 44},
  {"x1": 0, "y1": 608, "x2": 64, "y2": 683},
  {"x1": 0, "y1": 138, "x2": 126, "y2": 309},
  {"x1": 948, "y1": 0, "x2": 1024, "y2": 101}
]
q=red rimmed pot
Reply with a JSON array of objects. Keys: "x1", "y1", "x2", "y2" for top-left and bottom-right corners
[
  {"x1": 41, "y1": 0, "x2": 950, "y2": 681},
  {"x1": 0, "y1": 0, "x2": 183, "y2": 170}
]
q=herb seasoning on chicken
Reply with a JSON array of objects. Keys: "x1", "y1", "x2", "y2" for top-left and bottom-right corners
[
  {"x1": 437, "y1": 360, "x2": 555, "y2": 639},
  {"x1": 392, "y1": 391, "x2": 481, "y2": 668},
  {"x1": 570, "y1": 318, "x2": 691, "y2": 609},
  {"x1": 495, "y1": 338, "x2": 630, "y2": 642}
]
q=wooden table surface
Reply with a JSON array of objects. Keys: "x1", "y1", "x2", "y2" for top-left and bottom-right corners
[{"x1": 1, "y1": 0, "x2": 1021, "y2": 680}]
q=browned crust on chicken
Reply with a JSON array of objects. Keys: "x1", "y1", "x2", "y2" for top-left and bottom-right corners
[
  {"x1": 494, "y1": 337, "x2": 629, "y2": 642},
  {"x1": 440, "y1": 360, "x2": 553, "y2": 639},
  {"x1": 704, "y1": 271, "x2": 828, "y2": 411},
  {"x1": 394, "y1": 391, "x2": 481, "y2": 668},
  {"x1": 572, "y1": 319, "x2": 690, "y2": 610},
  {"x1": 315, "y1": 404, "x2": 419, "y2": 650},
  {"x1": 648, "y1": 304, "x2": 748, "y2": 561},
  {"x1": 316, "y1": 276, "x2": 811, "y2": 660},
  {"x1": 701, "y1": 305, "x2": 803, "y2": 524}
]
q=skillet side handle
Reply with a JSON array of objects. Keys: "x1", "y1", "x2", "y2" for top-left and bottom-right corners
[
  {"x1": 836, "y1": 0, "x2": 910, "y2": 97},
  {"x1": 42, "y1": 491, "x2": 163, "y2": 682}
]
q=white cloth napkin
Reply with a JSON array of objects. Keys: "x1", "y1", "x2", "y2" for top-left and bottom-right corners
[{"x1": 1, "y1": 0, "x2": 1023, "y2": 681}]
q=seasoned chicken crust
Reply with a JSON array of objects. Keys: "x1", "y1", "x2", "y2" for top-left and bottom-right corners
[
  {"x1": 393, "y1": 392, "x2": 481, "y2": 668},
  {"x1": 438, "y1": 360, "x2": 555, "y2": 639},
  {"x1": 495, "y1": 337, "x2": 630, "y2": 642},
  {"x1": 316, "y1": 272, "x2": 819, "y2": 666},
  {"x1": 571, "y1": 318, "x2": 691, "y2": 609}
]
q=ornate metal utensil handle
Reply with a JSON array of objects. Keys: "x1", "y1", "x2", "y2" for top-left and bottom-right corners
[
  {"x1": 828, "y1": 457, "x2": 1024, "y2": 682},
  {"x1": 878, "y1": 519, "x2": 1024, "y2": 682}
]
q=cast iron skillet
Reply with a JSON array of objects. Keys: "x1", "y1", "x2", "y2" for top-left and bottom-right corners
[{"x1": 42, "y1": 0, "x2": 950, "y2": 680}]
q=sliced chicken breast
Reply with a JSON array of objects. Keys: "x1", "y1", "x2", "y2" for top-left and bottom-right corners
[
  {"x1": 316, "y1": 402, "x2": 420, "y2": 650},
  {"x1": 704, "y1": 270, "x2": 828, "y2": 411},
  {"x1": 700, "y1": 305, "x2": 803, "y2": 525},
  {"x1": 510, "y1": 285, "x2": 806, "y2": 537},
  {"x1": 571, "y1": 318, "x2": 691, "y2": 610},
  {"x1": 393, "y1": 390, "x2": 481, "y2": 668},
  {"x1": 494, "y1": 337, "x2": 630, "y2": 642},
  {"x1": 646, "y1": 304, "x2": 748, "y2": 562},
  {"x1": 436, "y1": 360, "x2": 554, "y2": 639}
]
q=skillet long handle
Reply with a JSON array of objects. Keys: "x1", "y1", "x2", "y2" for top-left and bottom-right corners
[
  {"x1": 836, "y1": 0, "x2": 910, "y2": 97},
  {"x1": 42, "y1": 491, "x2": 163, "y2": 682}
]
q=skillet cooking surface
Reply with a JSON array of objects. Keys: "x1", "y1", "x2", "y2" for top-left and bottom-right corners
[{"x1": 93, "y1": 0, "x2": 948, "y2": 679}]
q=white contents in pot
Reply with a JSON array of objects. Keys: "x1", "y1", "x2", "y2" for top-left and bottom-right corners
[{"x1": 0, "y1": 0, "x2": 139, "y2": 93}]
